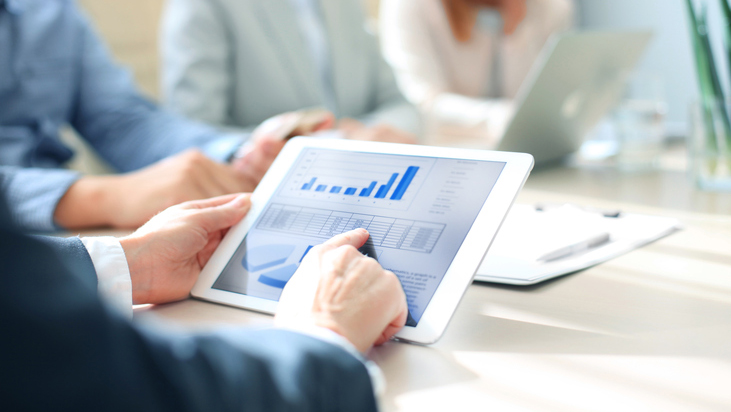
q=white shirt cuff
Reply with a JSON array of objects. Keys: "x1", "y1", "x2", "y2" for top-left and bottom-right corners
[
  {"x1": 80, "y1": 236, "x2": 133, "y2": 318},
  {"x1": 280, "y1": 325, "x2": 387, "y2": 405}
]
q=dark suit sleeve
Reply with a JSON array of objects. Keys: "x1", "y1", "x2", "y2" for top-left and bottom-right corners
[
  {"x1": 31, "y1": 233, "x2": 99, "y2": 290},
  {"x1": 0, "y1": 207, "x2": 376, "y2": 411}
]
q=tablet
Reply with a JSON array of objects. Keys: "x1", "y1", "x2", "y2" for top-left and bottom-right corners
[{"x1": 192, "y1": 138, "x2": 534, "y2": 344}]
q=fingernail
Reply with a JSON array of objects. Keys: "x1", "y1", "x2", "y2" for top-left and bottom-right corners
[{"x1": 232, "y1": 194, "x2": 251, "y2": 208}]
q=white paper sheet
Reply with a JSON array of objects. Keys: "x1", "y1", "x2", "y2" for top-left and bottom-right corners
[{"x1": 475, "y1": 204, "x2": 681, "y2": 285}]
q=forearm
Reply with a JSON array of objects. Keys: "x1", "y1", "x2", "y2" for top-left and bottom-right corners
[
  {"x1": 72, "y1": 6, "x2": 240, "y2": 171},
  {"x1": 54, "y1": 175, "x2": 120, "y2": 229},
  {"x1": 76, "y1": 99, "x2": 242, "y2": 169},
  {"x1": 426, "y1": 94, "x2": 514, "y2": 143},
  {"x1": 75, "y1": 233, "x2": 386, "y2": 401},
  {"x1": 2, "y1": 225, "x2": 377, "y2": 412},
  {"x1": 357, "y1": 100, "x2": 423, "y2": 136},
  {"x1": 428, "y1": 93, "x2": 514, "y2": 126}
]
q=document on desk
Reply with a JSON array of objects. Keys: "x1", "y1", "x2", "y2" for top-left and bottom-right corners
[{"x1": 475, "y1": 204, "x2": 681, "y2": 285}]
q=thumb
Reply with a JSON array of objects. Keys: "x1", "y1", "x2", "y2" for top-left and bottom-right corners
[
  {"x1": 252, "y1": 112, "x2": 300, "y2": 143},
  {"x1": 311, "y1": 112, "x2": 336, "y2": 132},
  {"x1": 194, "y1": 194, "x2": 251, "y2": 233},
  {"x1": 182, "y1": 193, "x2": 248, "y2": 210}
]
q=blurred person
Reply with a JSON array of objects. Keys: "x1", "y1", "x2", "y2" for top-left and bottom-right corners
[
  {"x1": 1, "y1": 189, "x2": 408, "y2": 411},
  {"x1": 0, "y1": 0, "x2": 330, "y2": 232},
  {"x1": 161, "y1": 0, "x2": 421, "y2": 144},
  {"x1": 380, "y1": 0, "x2": 574, "y2": 145}
]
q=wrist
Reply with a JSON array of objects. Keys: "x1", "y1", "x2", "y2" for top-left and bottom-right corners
[
  {"x1": 311, "y1": 315, "x2": 369, "y2": 353},
  {"x1": 118, "y1": 234, "x2": 152, "y2": 304},
  {"x1": 54, "y1": 175, "x2": 118, "y2": 229}
]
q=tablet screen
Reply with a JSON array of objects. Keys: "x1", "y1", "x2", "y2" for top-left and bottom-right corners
[{"x1": 212, "y1": 148, "x2": 505, "y2": 325}]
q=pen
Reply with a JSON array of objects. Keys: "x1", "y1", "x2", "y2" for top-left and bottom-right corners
[{"x1": 536, "y1": 232, "x2": 611, "y2": 262}]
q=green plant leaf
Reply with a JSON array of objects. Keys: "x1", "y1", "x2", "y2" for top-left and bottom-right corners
[
  {"x1": 685, "y1": 0, "x2": 719, "y2": 163},
  {"x1": 721, "y1": 0, "x2": 731, "y2": 67},
  {"x1": 699, "y1": 3, "x2": 726, "y2": 103},
  {"x1": 717, "y1": 0, "x2": 731, "y2": 149},
  {"x1": 698, "y1": 1, "x2": 731, "y2": 155}
]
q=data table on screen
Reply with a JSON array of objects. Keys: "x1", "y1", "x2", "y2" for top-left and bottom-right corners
[{"x1": 256, "y1": 204, "x2": 445, "y2": 254}]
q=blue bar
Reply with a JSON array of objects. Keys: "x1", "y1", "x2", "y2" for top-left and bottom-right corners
[
  {"x1": 330, "y1": 186, "x2": 342, "y2": 194},
  {"x1": 344, "y1": 188, "x2": 357, "y2": 195},
  {"x1": 359, "y1": 181, "x2": 378, "y2": 197},
  {"x1": 375, "y1": 173, "x2": 399, "y2": 199},
  {"x1": 299, "y1": 245, "x2": 314, "y2": 262},
  {"x1": 301, "y1": 177, "x2": 317, "y2": 190},
  {"x1": 315, "y1": 185, "x2": 327, "y2": 192},
  {"x1": 390, "y1": 166, "x2": 419, "y2": 200}
]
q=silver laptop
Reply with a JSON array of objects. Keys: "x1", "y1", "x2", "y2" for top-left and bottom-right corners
[{"x1": 496, "y1": 31, "x2": 653, "y2": 165}]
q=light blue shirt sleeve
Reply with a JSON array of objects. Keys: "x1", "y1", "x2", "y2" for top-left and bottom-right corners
[
  {"x1": 0, "y1": 1, "x2": 246, "y2": 232},
  {"x1": 0, "y1": 166, "x2": 80, "y2": 232},
  {"x1": 68, "y1": 6, "x2": 243, "y2": 171}
]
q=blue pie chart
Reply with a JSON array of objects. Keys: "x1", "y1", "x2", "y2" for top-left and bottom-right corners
[
  {"x1": 258, "y1": 264, "x2": 299, "y2": 289},
  {"x1": 242, "y1": 244, "x2": 306, "y2": 289},
  {"x1": 241, "y1": 244, "x2": 295, "y2": 272}
]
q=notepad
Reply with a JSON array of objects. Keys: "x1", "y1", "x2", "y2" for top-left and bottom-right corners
[
  {"x1": 475, "y1": 204, "x2": 681, "y2": 285},
  {"x1": 488, "y1": 204, "x2": 611, "y2": 262}
]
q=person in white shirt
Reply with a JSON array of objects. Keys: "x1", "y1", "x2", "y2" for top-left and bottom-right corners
[{"x1": 380, "y1": 0, "x2": 574, "y2": 145}]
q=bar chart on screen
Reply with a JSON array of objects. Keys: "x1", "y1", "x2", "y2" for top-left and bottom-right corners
[{"x1": 280, "y1": 149, "x2": 436, "y2": 211}]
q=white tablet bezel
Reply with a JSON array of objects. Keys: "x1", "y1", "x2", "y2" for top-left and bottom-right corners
[{"x1": 192, "y1": 138, "x2": 533, "y2": 344}]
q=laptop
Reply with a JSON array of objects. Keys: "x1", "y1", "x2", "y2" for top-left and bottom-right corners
[{"x1": 496, "y1": 31, "x2": 653, "y2": 165}]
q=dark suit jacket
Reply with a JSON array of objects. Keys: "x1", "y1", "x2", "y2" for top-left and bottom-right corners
[{"x1": 0, "y1": 194, "x2": 377, "y2": 411}]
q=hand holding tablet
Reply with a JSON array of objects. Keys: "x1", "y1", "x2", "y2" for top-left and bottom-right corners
[
  {"x1": 194, "y1": 138, "x2": 533, "y2": 344},
  {"x1": 230, "y1": 109, "x2": 335, "y2": 190}
]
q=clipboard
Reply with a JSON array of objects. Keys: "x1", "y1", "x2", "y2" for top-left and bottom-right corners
[{"x1": 475, "y1": 204, "x2": 681, "y2": 285}]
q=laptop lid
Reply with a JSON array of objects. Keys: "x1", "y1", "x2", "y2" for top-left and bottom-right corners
[{"x1": 496, "y1": 31, "x2": 653, "y2": 165}]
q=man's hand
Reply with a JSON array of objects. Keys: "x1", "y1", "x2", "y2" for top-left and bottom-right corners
[
  {"x1": 231, "y1": 110, "x2": 336, "y2": 187},
  {"x1": 339, "y1": 118, "x2": 418, "y2": 144},
  {"x1": 119, "y1": 194, "x2": 251, "y2": 304},
  {"x1": 55, "y1": 150, "x2": 253, "y2": 229},
  {"x1": 276, "y1": 229, "x2": 408, "y2": 353},
  {"x1": 55, "y1": 111, "x2": 334, "y2": 231}
]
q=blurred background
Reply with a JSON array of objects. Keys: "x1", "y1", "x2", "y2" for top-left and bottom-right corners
[
  {"x1": 72, "y1": 0, "x2": 717, "y2": 173},
  {"x1": 78, "y1": 0, "x2": 701, "y2": 139}
]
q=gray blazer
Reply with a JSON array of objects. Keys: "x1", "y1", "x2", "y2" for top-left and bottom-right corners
[{"x1": 161, "y1": 0, "x2": 421, "y2": 134}]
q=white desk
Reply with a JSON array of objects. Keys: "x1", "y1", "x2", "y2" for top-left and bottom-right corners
[{"x1": 134, "y1": 163, "x2": 731, "y2": 411}]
